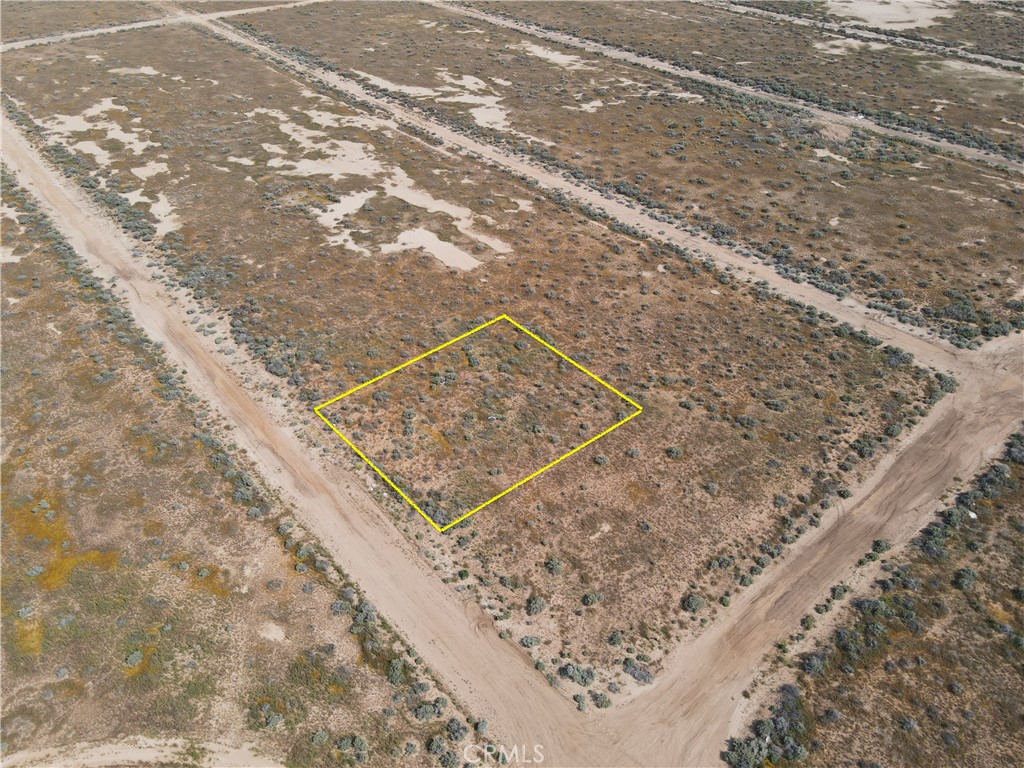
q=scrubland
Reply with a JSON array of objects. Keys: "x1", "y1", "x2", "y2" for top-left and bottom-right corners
[
  {"x1": 742, "y1": 0, "x2": 1024, "y2": 62},
  {"x1": 318, "y1": 317, "x2": 632, "y2": 529},
  {"x1": 726, "y1": 433, "x2": 1024, "y2": 767},
  {"x1": 1, "y1": 167, "x2": 485, "y2": 766},
  {"x1": 0, "y1": 18, "x2": 960, "y2": 704},
  {"x1": 479, "y1": 1, "x2": 1024, "y2": 160},
  {"x1": 227, "y1": 1, "x2": 1023, "y2": 345},
  {"x1": 0, "y1": 1, "x2": 163, "y2": 43}
]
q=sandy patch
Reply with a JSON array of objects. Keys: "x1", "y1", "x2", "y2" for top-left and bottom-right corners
[
  {"x1": 42, "y1": 97, "x2": 158, "y2": 167},
  {"x1": 108, "y1": 66, "x2": 160, "y2": 76},
  {"x1": 259, "y1": 622, "x2": 286, "y2": 642},
  {"x1": 131, "y1": 161, "x2": 168, "y2": 179},
  {"x1": 813, "y1": 36, "x2": 889, "y2": 55},
  {"x1": 813, "y1": 148, "x2": 850, "y2": 164},
  {"x1": 514, "y1": 41, "x2": 594, "y2": 70},
  {"x1": 565, "y1": 99, "x2": 604, "y2": 113},
  {"x1": 380, "y1": 227, "x2": 482, "y2": 270},
  {"x1": 353, "y1": 69, "x2": 439, "y2": 98},
  {"x1": 821, "y1": 0, "x2": 956, "y2": 30}
]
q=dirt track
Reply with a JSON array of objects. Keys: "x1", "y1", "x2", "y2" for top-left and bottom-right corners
[
  {"x1": 3, "y1": 738, "x2": 281, "y2": 768},
  {"x1": 437, "y1": 1, "x2": 1024, "y2": 176},
  {"x1": 4, "y1": 9, "x2": 1024, "y2": 765},
  {"x1": 192, "y1": 12, "x2": 966, "y2": 376}
]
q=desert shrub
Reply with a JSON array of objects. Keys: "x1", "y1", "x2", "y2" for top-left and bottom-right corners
[
  {"x1": 446, "y1": 717, "x2": 468, "y2": 741},
  {"x1": 683, "y1": 594, "x2": 707, "y2": 613},
  {"x1": 623, "y1": 658, "x2": 654, "y2": 684},
  {"x1": 387, "y1": 658, "x2": 405, "y2": 686},
  {"x1": 544, "y1": 557, "x2": 564, "y2": 575},
  {"x1": 558, "y1": 663, "x2": 596, "y2": 687},
  {"x1": 526, "y1": 595, "x2": 547, "y2": 616},
  {"x1": 952, "y1": 567, "x2": 977, "y2": 591}
]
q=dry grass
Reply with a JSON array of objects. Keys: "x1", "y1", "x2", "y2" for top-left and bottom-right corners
[
  {"x1": 0, "y1": 169, "x2": 481, "y2": 765},
  {"x1": 0, "y1": 18, "x2": 953, "y2": 701},
  {"x1": 227, "y1": 0, "x2": 1023, "y2": 344},
  {"x1": 0, "y1": 1, "x2": 163, "y2": 43}
]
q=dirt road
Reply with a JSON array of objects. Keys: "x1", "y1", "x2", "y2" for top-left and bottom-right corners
[
  {"x1": 0, "y1": 0, "x2": 325, "y2": 53},
  {"x1": 703, "y1": 0, "x2": 1024, "y2": 71},
  {"x1": 2, "y1": 738, "x2": 280, "y2": 768},
  {"x1": 437, "y1": 1, "x2": 1024, "y2": 176},
  {"x1": 2, "y1": 121, "x2": 606, "y2": 765},
  {"x1": 193, "y1": 13, "x2": 964, "y2": 376},
  {"x1": 5, "y1": 21, "x2": 1023, "y2": 767}
]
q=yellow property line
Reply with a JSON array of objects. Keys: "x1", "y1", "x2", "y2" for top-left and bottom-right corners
[{"x1": 314, "y1": 314, "x2": 642, "y2": 532}]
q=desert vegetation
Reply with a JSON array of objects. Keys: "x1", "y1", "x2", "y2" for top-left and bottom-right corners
[
  {"x1": 478, "y1": 1, "x2": 1024, "y2": 160},
  {"x1": 0, "y1": 15, "x2": 960, "y2": 703},
  {"x1": 725, "y1": 433, "x2": 1024, "y2": 766},
  {"x1": 319, "y1": 318, "x2": 632, "y2": 527},
  {"x1": 740, "y1": 0, "x2": 1024, "y2": 63},
  {"x1": 0, "y1": 1, "x2": 163, "y2": 43},
  {"x1": 0, "y1": 166, "x2": 485, "y2": 766},
  {"x1": 227, "y1": 1, "x2": 1023, "y2": 345}
]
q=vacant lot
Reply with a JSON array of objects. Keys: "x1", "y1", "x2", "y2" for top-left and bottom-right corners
[
  {"x1": 226, "y1": 1, "x2": 1023, "y2": 345},
  {"x1": 742, "y1": 0, "x2": 1024, "y2": 62},
  {"x1": 0, "y1": 168, "x2": 483, "y2": 767},
  {"x1": 319, "y1": 316, "x2": 632, "y2": 528},
  {"x1": 481, "y1": 1, "x2": 1024, "y2": 160},
  {"x1": 1, "y1": 21, "x2": 953, "y2": 700},
  {"x1": 727, "y1": 433, "x2": 1024, "y2": 767},
  {"x1": 0, "y1": 1, "x2": 163, "y2": 43}
]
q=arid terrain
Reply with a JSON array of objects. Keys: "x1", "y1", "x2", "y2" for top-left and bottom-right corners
[{"x1": 1, "y1": 1, "x2": 1021, "y2": 767}]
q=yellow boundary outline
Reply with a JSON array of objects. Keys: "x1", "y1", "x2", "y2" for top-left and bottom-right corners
[{"x1": 314, "y1": 315, "x2": 642, "y2": 532}]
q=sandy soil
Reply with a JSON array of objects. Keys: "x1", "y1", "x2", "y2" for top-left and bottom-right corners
[
  {"x1": 438, "y1": 2, "x2": 1024, "y2": 175},
  {"x1": 6, "y1": 68, "x2": 1022, "y2": 764},
  {"x1": 713, "y1": 0, "x2": 1023, "y2": 70},
  {"x1": 0, "y1": 0, "x2": 324, "y2": 53},
  {"x1": 191, "y1": 12, "x2": 972, "y2": 374},
  {"x1": 3, "y1": 738, "x2": 280, "y2": 768}
]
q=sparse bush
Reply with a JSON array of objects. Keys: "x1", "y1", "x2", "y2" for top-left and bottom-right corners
[
  {"x1": 683, "y1": 594, "x2": 707, "y2": 613},
  {"x1": 526, "y1": 595, "x2": 547, "y2": 616}
]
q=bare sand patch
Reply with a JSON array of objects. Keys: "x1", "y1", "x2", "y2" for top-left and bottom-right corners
[
  {"x1": 380, "y1": 226, "x2": 482, "y2": 270},
  {"x1": 821, "y1": 0, "x2": 956, "y2": 30},
  {"x1": 130, "y1": 160, "x2": 168, "y2": 179},
  {"x1": 108, "y1": 66, "x2": 160, "y2": 76},
  {"x1": 513, "y1": 41, "x2": 594, "y2": 70}
]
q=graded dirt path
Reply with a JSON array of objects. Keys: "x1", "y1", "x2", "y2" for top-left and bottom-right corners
[
  {"x1": 603, "y1": 335, "x2": 1023, "y2": 766},
  {"x1": 3, "y1": 738, "x2": 281, "y2": 768},
  {"x1": 6, "y1": 98, "x2": 1022, "y2": 766},
  {"x1": 703, "y1": 0, "x2": 1024, "y2": 71},
  {"x1": 192, "y1": 12, "x2": 964, "y2": 374},
  {"x1": 5, "y1": 21, "x2": 1024, "y2": 766},
  {"x1": 437, "y1": 1, "x2": 1024, "y2": 175}
]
